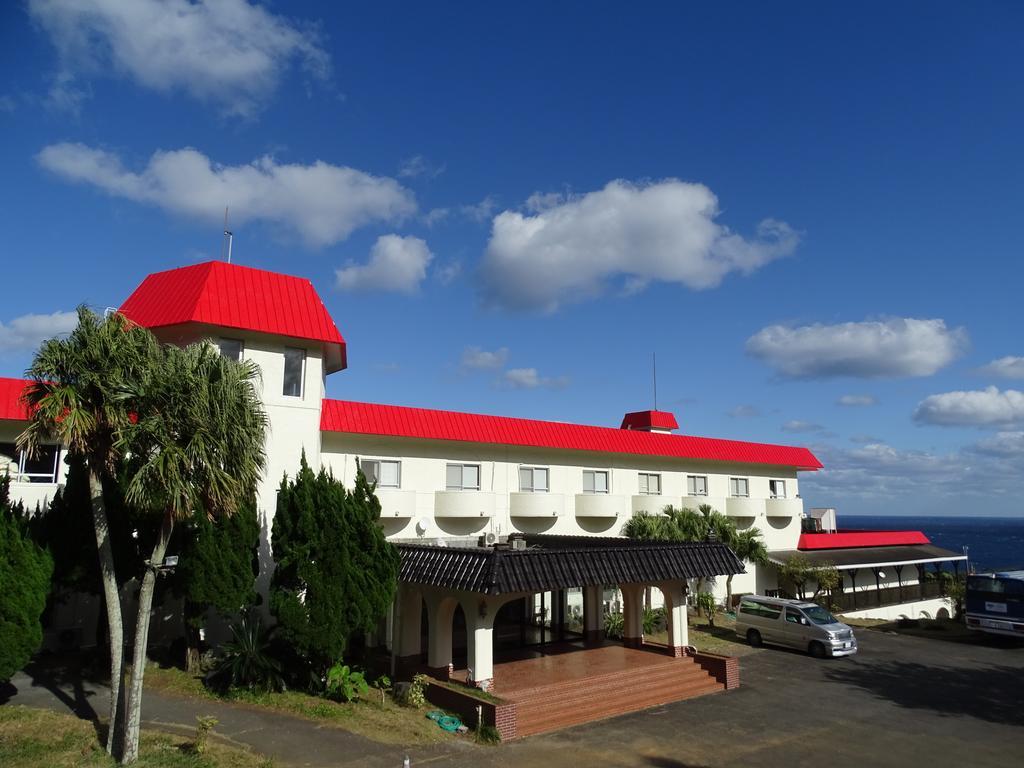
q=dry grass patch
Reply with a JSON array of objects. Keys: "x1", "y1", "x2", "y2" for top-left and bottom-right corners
[{"x1": 0, "y1": 706, "x2": 271, "y2": 768}]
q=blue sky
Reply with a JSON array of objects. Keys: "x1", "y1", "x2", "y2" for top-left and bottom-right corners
[{"x1": 2, "y1": 1, "x2": 1024, "y2": 517}]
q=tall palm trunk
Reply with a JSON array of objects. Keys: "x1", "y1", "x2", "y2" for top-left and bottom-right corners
[
  {"x1": 121, "y1": 510, "x2": 174, "y2": 764},
  {"x1": 89, "y1": 468, "x2": 123, "y2": 756},
  {"x1": 726, "y1": 574, "x2": 734, "y2": 612}
]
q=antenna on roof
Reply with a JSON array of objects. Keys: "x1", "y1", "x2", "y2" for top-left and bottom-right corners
[
  {"x1": 652, "y1": 352, "x2": 658, "y2": 411},
  {"x1": 221, "y1": 206, "x2": 234, "y2": 263}
]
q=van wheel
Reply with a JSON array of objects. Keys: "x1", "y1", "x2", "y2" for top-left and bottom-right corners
[
  {"x1": 808, "y1": 641, "x2": 827, "y2": 659},
  {"x1": 746, "y1": 629, "x2": 762, "y2": 648}
]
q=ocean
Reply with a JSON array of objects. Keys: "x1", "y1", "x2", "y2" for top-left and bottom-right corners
[{"x1": 842, "y1": 515, "x2": 1024, "y2": 574}]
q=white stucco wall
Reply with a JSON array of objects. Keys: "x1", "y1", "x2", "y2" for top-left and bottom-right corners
[{"x1": 839, "y1": 597, "x2": 952, "y2": 622}]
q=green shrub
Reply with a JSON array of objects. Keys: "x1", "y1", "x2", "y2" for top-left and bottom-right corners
[
  {"x1": 190, "y1": 715, "x2": 218, "y2": 755},
  {"x1": 0, "y1": 476, "x2": 53, "y2": 682},
  {"x1": 604, "y1": 611, "x2": 624, "y2": 639},
  {"x1": 324, "y1": 663, "x2": 369, "y2": 702},
  {"x1": 403, "y1": 673, "x2": 429, "y2": 708},
  {"x1": 696, "y1": 592, "x2": 717, "y2": 627},
  {"x1": 476, "y1": 724, "x2": 501, "y2": 744},
  {"x1": 207, "y1": 613, "x2": 285, "y2": 693},
  {"x1": 643, "y1": 607, "x2": 664, "y2": 634}
]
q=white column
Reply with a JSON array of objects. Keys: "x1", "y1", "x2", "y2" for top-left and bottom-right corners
[
  {"x1": 395, "y1": 585, "x2": 423, "y2": 660},
  {"x1": 463, "y1": 597, "x2": 497, "y2": 691},
  {"x1": 425, "y1": 593, "x2": 457, "y2": 676},
  {"x1": 660, "y1": 580, "x2": 690, "y2": 656},
  {"x1": 621, "y1": 583, "x2": 645, "y2": 648}
]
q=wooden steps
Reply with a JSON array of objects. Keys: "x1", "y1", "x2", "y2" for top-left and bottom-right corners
[{"x1": 506, "y1": 656, "x2": 724, "y2": 737}]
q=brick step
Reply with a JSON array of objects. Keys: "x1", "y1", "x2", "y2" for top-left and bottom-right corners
[
  {"x1": 504, "y1": 657, "x2": 695, "y2": 702},
  {"x1": 509, "y1": 663, "x2": 709, "y2": 706},
  {"x1": 516, "y1": 678, "x2": 723, "y2": 737},
  {"x1": 516, "y1": 672, "x2": 720, "y2": 724}
]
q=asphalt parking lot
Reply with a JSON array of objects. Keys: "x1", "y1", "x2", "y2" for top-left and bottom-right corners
[{"x1": 451, "y1": 628, "x2": 1023, "y2": 768}]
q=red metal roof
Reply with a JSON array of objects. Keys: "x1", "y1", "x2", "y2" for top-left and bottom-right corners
[
  {"x1": 620, "y1": 410, "x2": 679, "y2": 431},
  {"x1": 119, "y1": 261, "x2": 347, "y2": 372},
  {"x1": 0, "y1": 377, "x2": 30, "y2": 421},
  {"x1": 798, "y1": 530, "x2": 931, "y2": 550},
  {"x1": 321, "y1": 399, "x2": 823, "y2": 469}
]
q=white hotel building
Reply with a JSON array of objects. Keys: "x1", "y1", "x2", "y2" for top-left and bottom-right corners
[{"x1": 0, "y1": 261, "x2": 964, "y2": 626}]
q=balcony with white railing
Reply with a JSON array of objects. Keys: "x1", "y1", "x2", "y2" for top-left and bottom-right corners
[
  {"x1": 375, "y1": 488, "x2": 417, "y2": 518},
  {"x1": 8, "y1": 482, "x2": 61, "y2": 512},
  {"x1": 575, "y1": 493, "x2": 630, "y2": 518},
  {"x1": 509, "y1": 492, "x2": 564, "y2": 517},
  {"x1": 434, "y1": 490, "x2": 496, "y2": 518}
]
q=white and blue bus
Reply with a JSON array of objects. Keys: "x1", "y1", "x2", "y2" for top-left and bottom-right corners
[{"x1": 965, "y1": 571, "x2": 1024, "y2": 638}]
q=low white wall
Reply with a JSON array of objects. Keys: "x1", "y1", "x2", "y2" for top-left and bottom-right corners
[{"x1": 839, "y1": 597, "x2": 952, "y2": 622}]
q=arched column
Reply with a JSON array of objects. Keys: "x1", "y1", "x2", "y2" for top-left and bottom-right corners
[
  {"x1": 621, "y1": 583, "x2": 645, "y2": 648},
  {"x1": 583, "y1": 583, "x2": 604, "y2": 645},
  {"x1": 424, "y1": 592, "x2": 458, "y2": 680},
  {"x1": 394, "y1": 585, "x2": 423, "y2": 675},
  {"x1": 461, "y1": 595, "x2": 502, "y2": 691},
  {"x1": 659, "y1": 579, "x2": 689, "y2": 657}
]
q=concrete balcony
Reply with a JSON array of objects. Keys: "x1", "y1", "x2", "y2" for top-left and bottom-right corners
[
  {"x1": 630, "y1": 494, "x2": 675, "y2": 516},
  {"x1": 726, "y1": 497, "x2": 763, "y2": 518},
  {"x1": 765, "y1": 497, "x2": 802, "y2": 518},
  {"x1": 575, "y1": 493, "x2": 629, "y2": 518},
  {"x1": 375, "y1": 489, "x2": 417, "y2": 518},
  {"x1": 681, "y1": 495, "x2": 728, "y2": 515},
  {"x1": 434, "y1": 490, "x2": 496, "y2": 518},
  {"x1": 510, "y1": 492, "x2": 564, "y2": 517}
]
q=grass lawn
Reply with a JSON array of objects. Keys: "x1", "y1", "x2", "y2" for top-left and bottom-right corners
[
  {"x1": 144, "y1": 664, "x2": 454, "y2": 746},
  {"x1": 0, "y1": 706, "x2": 271, "y2": 768},
  {"x1": 645, "y1": 610, "x2": 756, "y2": 657}
]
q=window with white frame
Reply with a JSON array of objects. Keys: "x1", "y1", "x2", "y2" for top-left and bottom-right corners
[
  {"x1": 446, "y1": 463, "x2": 480, "y2": 490},
  {"x1": 218, "y1": 338, "x2": 244, "y2": 362},
  {"x1": 0, "y1": 442, "x2": 60, "y2": 484},
  {"x1": 282, "y1": 347, "x2": 306, "y2": 398},
  {"x1": 769, "y1": 479, "x2": 787, "y2": 499},
  {"x1": 687, "y1": 475, "x2": 708, "y2": 496},
  {"x1": 582, "y1": 469, "x2": 609, "y2": 494},
  {"x1": 519, "y1": 466, "x2": 549, "y2": 492},
  {"x1": 362, "y1": 459, "x2": 401, "y2": 488},
  {"x1": 730, "y1": 477, "x2": 749, "y2": 498},
  {"x1": 638, "y1": 472, "x2": 661, "y2": 495}
]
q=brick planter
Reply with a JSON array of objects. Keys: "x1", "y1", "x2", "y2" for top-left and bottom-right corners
[
  {"x1": 424, "y1": 679, "x2": 518, "y2": 741},
  {"x1": 691, "y1": 651, "x2": 740, "y2": 689}
]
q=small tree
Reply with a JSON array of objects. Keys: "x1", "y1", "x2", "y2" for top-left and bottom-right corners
[
  {"x1": 0, "y1": 475, "x2": 54, "y2": 681},
  {"x1": 176, "y1": 498, "x2": 260, "y2": 673},
  {"x1": 780, "y1": 554, "x2": 812, "y2": 599},
  {"x1": 727, "y1": 528, "x2": 769, "y2": 610},
  {"x1": 271, "y1": 460, "x2": 400, "y2": 681},
  {"x1": 811, "y1": 563, "x2": 840, "y2": 603}
]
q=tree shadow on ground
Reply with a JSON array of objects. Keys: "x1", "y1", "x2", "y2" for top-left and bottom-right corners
[
  {"x1": 825, "y1": 659, "x2": 1024, "y2": 726},
  {"x1": 645, "y1": 758, "x2": 711, "y2": 768},
  {"x1": 21, "y1": 654, "x2": 101, "y2": 723}
]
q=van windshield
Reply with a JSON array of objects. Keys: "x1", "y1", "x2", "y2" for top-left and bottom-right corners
[{"x1": 802, "y1": 606, "x2": 838, "y2": 625}]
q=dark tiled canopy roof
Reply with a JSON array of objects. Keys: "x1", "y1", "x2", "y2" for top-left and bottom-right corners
[
  {"x1": 768, "y1": 544, "x2": 967, "y2": 570},
  {"x1": 397, "y1": 535, "x2": 745, "y2": 595}
]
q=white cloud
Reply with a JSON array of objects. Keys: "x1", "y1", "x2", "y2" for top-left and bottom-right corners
[
  {"x1": 460, "y1": 346, "x2": 509, "y2": 371},
  {"x1": 781, "y1": 419, "x2": 826, "y2": 434},
  {"x1": 479, "y1": 179, "x2": 798, "y2": 312},
  {"x1": 29, "y1": 0, "x2": 328, "y2": 117},
  {"x1": 37, "y1": 143, "x2": 416, "y2": 247},
  {"x1": 913, "y1": 386, "x2": 1024, "y2": 427},
  {"x1": 728, "y1": 404, "x2": 761, "y2": 419},
  {"x1": 336, "y1": 235, "x2": 432, "y2": 294},
  {"x1": 978, "y1": 356, "x2": 1024, "y2": 379},
  {"x1": 422, "y1": 208, "x2": 450, "y2": 227},
  {"x1": 436, "y1": 261, "x2": 462, "y2": 285},
  {"x1": 461, "y1": 196, "x2": 498, "y2": 223},
  {"x1": 970, "y1": 431, "x2": 1024, "y2": 458},
  {"x1": 398, "y1": 155, "x2": 445, "y2": 179},
  {"x1": 502, "y1": 368, "x2": 569, "y2": 390},
  {"x1": 0, "y1": 310, "x2": 77, "y2": 353},
  {"x1": 837, "y1": 394, "x2": 878, "y2": 407},
  {"x1": 746, "y1": 318, "x2": 967, "y2": 379}
]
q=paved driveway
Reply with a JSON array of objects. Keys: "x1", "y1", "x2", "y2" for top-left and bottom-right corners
[
  {"x1": 453, "y1": 628, "x2": 1023, "y2": 768},
  {"x1": 4, "y1": 629, "x2": 1021, "y2": 767}
]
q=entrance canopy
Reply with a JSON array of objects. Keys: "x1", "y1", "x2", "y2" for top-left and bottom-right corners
[
  {"x1": 768, "y1": 543, "x2": 966, "y2": 571},
  {"x1": 397, "y1": 534, "x2": 745, "y2": 595}
]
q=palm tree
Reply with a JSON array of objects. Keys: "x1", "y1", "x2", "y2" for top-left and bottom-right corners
[
  {"x1": 117, "y1": 342, "x2": 266, "y2": 763},
  {"x1": 18, "y1": 308, "x2": 156, "y2": 755},
  {"x1": 727, "y1": 527, "x2": 769, "y2": 611}
]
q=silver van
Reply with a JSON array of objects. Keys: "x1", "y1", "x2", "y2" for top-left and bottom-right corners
[{"x1": 735, "y1": 595, "x2": 857, "y2": 658}]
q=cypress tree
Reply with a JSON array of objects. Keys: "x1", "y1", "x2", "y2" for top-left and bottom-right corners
[
  {"x1": 270, "y1": 455, "x2": 399, "y2": 681},
  {"x1": 0, "y1": 474, "x2": 54, "y2": 681},
  {"x1": 176, "y1": 497, "x2": 260, "y2": 671}
]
